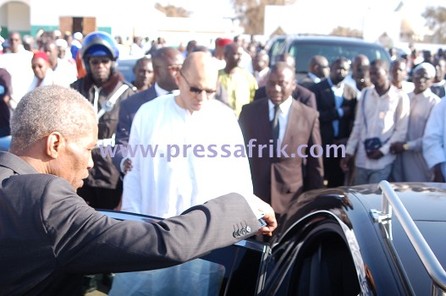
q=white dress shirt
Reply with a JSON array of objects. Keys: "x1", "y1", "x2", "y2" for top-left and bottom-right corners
[
  {"x1": 122, "y1": 94, "x2": 253, "y2": 218},
  {"x1": 268, "y1": 96, "x2": 293, "y2": 144}
]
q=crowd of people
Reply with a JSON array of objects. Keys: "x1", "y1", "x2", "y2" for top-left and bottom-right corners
[{"x1": 2, "y1": 28, "x2": 446, "y2": 294}]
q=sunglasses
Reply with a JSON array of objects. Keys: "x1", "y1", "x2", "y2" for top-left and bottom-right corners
[
  {"x1": 89, "y1": 58, "x2": 111, "y2": 65},
  {"x1": 180, "y1": 71, "x2": 216, "y2": 96}
]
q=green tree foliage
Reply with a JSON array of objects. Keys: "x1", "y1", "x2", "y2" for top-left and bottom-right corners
[
  {"x1": 155, "y1": 3, "x2": 191, "y2": 17},
  {"x1": 231, "y1": 0, "x2": 296, "y2": 35},
  {"x1": 422, "y1": 6, "x2": 446, "y2": 43}
]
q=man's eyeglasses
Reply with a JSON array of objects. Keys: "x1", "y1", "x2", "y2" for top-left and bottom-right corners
[
  {"x1": 166, "y1": 64, "x2": 182, "y2": 72},
  {"x1": 89, "y1": 58, "x2": 111, "y2": 65},
  {"x1": 180, "y1": 71, "x2": 216, "y2": 96}
]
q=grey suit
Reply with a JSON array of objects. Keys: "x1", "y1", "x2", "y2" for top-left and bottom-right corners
[{"x1": 0, "y1": 152, "x2": 259, "y2": 295}]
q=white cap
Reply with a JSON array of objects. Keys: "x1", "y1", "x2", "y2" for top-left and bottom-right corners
[
  {"x1": 73, "y1": 32, "x2": 83, "y2": 40},
  {"x1": 55, "y1": 38, "x2": 68, "y2": 49}
]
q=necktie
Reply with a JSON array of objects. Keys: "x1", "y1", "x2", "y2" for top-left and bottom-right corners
[{"x1": 272, "y1": 104, "x2": 280, "y2": 143}]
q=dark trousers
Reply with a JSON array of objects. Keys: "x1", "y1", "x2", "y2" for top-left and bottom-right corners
[
  {"x1": 324, "y1": 156, "x2": 345, "y2": 188},
  {"x1": 77, "y1": 181, "x2": 122, "y2": 210}
]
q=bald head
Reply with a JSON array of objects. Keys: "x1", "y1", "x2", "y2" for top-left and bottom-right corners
[
  {"x1": 182, "y1": 51, "x2": 218, "y2": 84},
  {"x1": 176, "y1": 52, "x2": 219, "y2": 113},
  {"x1": 309, "y1": 55, "x2": 329, "y2": 79},
  {"x1": 152, "y1": 47, "x2": 182, "y2": 67},
  {"x1": 10, "y1": 85, "x2": 96, "y2": 153}
]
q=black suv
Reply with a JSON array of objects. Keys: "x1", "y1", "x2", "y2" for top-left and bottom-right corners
[{"x1": 266, "y1": 35, "x2": 392, "y2": 80}]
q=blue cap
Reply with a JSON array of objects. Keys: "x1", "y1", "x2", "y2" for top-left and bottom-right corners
[{"x1": 84, "y1": 44, "x2": 112, "y2": 58}]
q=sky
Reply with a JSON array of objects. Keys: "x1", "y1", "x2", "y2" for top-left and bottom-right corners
[{"x1": 159, "y1": 0, "x2": 445, "y2": 31}]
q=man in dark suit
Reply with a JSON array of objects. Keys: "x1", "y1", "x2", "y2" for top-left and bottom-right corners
[
  {"x1": 299, "y1": 55, "x2": 330, "y2": 90},
  {"x1": 239, "y1": 62, "x2": 324, "y2": 216},
  {"x1": 253, "y1": 52, "x2": 317, "y2": 109},
  {"x1": 0, "y1": 85, "x2": 276, "y2": 295},
  {"x1": 310, "y1": 57, "x2": 357, "y2": 187},
  {"x1": 114, "y1": 47, "x2": 183, "y2": 174},
  {"x1": 253, "y1": 81, "x2": 317, "y2": 109}
]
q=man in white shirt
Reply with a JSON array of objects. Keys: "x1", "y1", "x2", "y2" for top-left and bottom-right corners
[
  {"x1": 42, "y1": 39, "x2": 78, "y2": 87},
  {"x1": 341, "y1": 59, "x2": 410, "y2": 185},
  {"x1": 0, "y1": 32, "x2": 34, "y2": 108},
  {"x1": 391, "y1": 63, "x2": 440, "y2": 182},
  {"x1": 112, "y1": 52, "x2": 254, "y2": 294},
  {"x1": 423, "y1": 82, "x2": 446, "y2": 183},
  {"x1": 430, "y1": 57, "x2": 446, "y2": 98},
  {"x1": 122, "y1": 51, "x2": 253, "y2": 217}
]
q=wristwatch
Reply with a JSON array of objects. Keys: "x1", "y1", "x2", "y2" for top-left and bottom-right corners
[{"x1": 403, "y1": 143, "x2": 409, "y2": 151}]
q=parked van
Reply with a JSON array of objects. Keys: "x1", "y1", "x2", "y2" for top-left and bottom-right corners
[{"x1": 266, "y1": 35, "x2": 391, "y2": 81}]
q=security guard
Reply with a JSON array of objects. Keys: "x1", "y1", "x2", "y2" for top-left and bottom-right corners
[{"x1": 71, "y1": 31, "x2": 136, "y2": 210}]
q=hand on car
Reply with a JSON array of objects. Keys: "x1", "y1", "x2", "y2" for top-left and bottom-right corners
[{"x1": 253, "y1": 197, "x2": 277, "y2": 236}]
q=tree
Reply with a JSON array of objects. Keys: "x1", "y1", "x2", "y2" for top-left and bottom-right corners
[
  {"x1": 330, "y1": 27, "x2": 363, "y2": 39},
  {"x1": 422, "y1": 6, "x2": 446, "y2": 43},
  {"x1": 154, "y1": 3, "x2": 191, "y2": 17},
  {"x1": 231, "y1": 0, "x2": 297, "y2": 35}
]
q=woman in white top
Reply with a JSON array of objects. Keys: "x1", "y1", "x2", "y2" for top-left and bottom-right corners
[{"x1": 28, "y1": 51, "x2": 55, "y2": 92}]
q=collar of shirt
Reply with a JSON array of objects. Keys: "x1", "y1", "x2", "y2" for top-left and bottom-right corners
[
  {"x1": 308, "y1": 72, "x2": 321, "y2": 83},
  {"x1": 327, "y1": 77, "x2": 345, "y2": 93},
  {"x1": 155, "y1": 83, "x2": 173, "y2": 96},
  {"x1": 268, "y1": 96, "x2": 292, "y2": 121},
  {"x1": 268, "y1": 96, "x2": 292, "y2": 143}
]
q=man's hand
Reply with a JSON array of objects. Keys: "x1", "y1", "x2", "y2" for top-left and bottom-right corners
[
  {"x1": 340, "y1": 154, "x2": 353, "y2": 172},
  {"x1": 123, "y1": 158, "x2": 133, "y2": 174},
  {"x1": 367, "y1": 150, "x2": 384, "y2": 159},
  {"x1": 252, "y1": 197, "x2": 277, "y2": 236},
  {"x1": 390, "y1": 142, "x2": 405, "y2": 154}
]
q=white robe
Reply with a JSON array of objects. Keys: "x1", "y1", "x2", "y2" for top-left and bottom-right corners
[
  {"x1": 423, "y1": 97, "x2": 446, "y2": 179},
  {"x1": 122, "y1": 94, "x2": 253, "y2": 217},
  {"x1": 392, "y1": 89, "x2": 440, "y2": 182}
]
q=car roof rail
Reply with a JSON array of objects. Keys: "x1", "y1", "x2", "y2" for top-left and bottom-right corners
[{"x1": 371, "y1": 180, "x2": 446, "y2": 295}]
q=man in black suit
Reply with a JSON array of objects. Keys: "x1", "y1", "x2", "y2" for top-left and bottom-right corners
[
  {"x1": 310, "y1": 57, "x2": 357, "y2": 187},
  {"x1": 0, "y1": 85, "x2": 276, "y2": 295},
  {"x1": 299, "y1": 55, "x2": 330, "y2": 89},
  {"x1": 114, "y1": 47, "x2": 183, "y2": 173}
]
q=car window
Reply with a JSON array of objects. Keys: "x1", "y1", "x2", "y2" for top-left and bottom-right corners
[
  {"x1": 267, "y1": 37, "x2": 286, "y2": 63},
  {"x1": 289, "y1": 42, "x2": 389, "y2": 73},
  {"x1": 288, "y1": 41, "x2": 390, "y2": 74},
  {"x1": 116, "y1": 59, "x2": 137, "y2": 83}
]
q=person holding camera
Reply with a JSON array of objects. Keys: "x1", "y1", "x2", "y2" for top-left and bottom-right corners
[{"x1": 340, "y1": 59, "x2": 410, "y2": 185}]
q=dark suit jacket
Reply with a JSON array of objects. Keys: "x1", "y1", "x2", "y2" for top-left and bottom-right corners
[
  {"x1": 309, "y1": 79, "x2": 357, "y2": 146},
  {"x1": 253, "y1": 84, "x2": 317, "y2": 109},
  {"x1": 239, "y1": 98, "x2": 324, "y2": 214},
  {"x1": 116, "y1": 85, "x2": 159, "y2": 146},
  {"x1": 298, "y1": 74, "x2": 317, "y2": 90},
  {"x1": 0, "y1": 152, "x2": 259, "y2": 296},
  {"x1": 113, "y1": 85, "x2": 158, "y2": 171}
]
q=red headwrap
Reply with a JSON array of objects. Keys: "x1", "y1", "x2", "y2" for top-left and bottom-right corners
[
  {"x1": 216, "y1": 38, "x2": 233, "y2": 47},
  {"x1": 32, "y1": 51, "x2": 49, "y2": 63}
]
